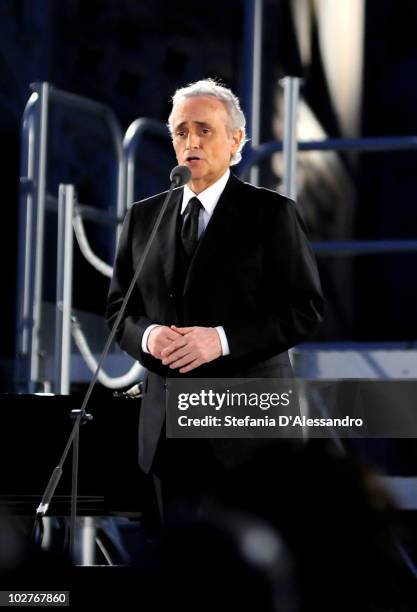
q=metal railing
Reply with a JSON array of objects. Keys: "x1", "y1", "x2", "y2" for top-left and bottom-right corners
[
  {"x1": 123, "y1": 118, "x2": 171, "y2": 208},
  {"x1": 16, "y1": 82, "x2": 126, "y2": 391},
  {"x1": 54, "y1": 185, "x2": 75, "y2": 394},
  {"x1": 240, "y1": 133, "x2": 417, "y2": 180},
  {"x1": 240, "y1": 76, "x2": 417, "y2": 258},
  {"x1": 241, "y1": 0, "x2": 263, "y2": 185},
  {"x1": 53, "y1": 183, "x2": 142, "y2": 394}
]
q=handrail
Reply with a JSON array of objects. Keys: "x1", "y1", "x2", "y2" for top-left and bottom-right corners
[
  {"x1": 241, "y1": 0, "x2": 263, "y2": 185},
  {"x1": 312, "y1": 240, "x2": 417, "y2": 256},
  {"x1": 16, "y1": 82, "x2": 126, "y2": 391},
  {"x1": 54, "y1": 184, "x2": 75, "y2": 394},
  {"x1": 123, "y1": 117, "x2": 170, "y2": 208},
  {"x1": 18, "y1": 83, "x2": 50, "y2": 388},
  {"x1": 239, "y1": 135, "x2": 417, "y2": 179},
  {"x1": 44, "y1": 83, "x2": 126, "y2": 227},
  {"x1": 16, "y1": 91, "x2": 38, "y2": 370},
  {"x1": 45, "y1": 194, "x2": 121, "y2": 227},
  {"x1": 237, "y1": 130, "x2": 417, "y2": 257},
  {"x1": 280, "y1": 76, "x2": 300, "y2": 201},
  {"x1": 71, "y1": 315, "x2": 142, "y2": 389},
  {"x1": 54, "y1": 183, "x2": 141, "y2": 391},
  {"x1": 72, "y1": 209, "x2": 113, "y2": 278}
]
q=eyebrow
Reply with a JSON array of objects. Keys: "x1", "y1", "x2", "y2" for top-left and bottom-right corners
[{"x1": 174, "y1": 121, "x2": 211, "y2": 130}]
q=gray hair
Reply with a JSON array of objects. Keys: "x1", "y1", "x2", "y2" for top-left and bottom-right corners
[{"x1": 167, "y1": 78, "x2": 248, "y2": 165}]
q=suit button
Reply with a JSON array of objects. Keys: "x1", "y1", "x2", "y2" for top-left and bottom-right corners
[{"x1": 169, "y1": 293, "x2": 174, "y2": 299}]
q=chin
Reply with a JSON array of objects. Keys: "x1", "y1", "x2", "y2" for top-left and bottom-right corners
[{"x1": 189, "y1": 172, "x2": 204, "y2": 181}]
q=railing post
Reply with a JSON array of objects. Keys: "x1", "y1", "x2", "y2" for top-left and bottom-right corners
[
  {"x1": 29, "y1": 82, "x2": 50, "y2": 389},
  {"x1": 242, "y1": 0, "x2": 263, "y2": 185},
  {"x1": 124, "y1": 118, "x2": 148, "y2": 211},
  {"x1": 123, "y1": 117, "x2": 171, "y2": 218},
  {"x1": 54, "y1": 184, "x2": 75, "y2": 395},
  {"x1": 280, "y1": 76, "x2": 300, "y2": 201},
  {"x1": 16, "y1": 93, "x2": 38, "y2": 387},
  {"x1": 80, "y1": 517, "x2": 96, "y2": 566}
]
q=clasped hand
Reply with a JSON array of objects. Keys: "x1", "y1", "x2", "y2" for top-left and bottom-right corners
[{"x1": 147, "y1": 324, "x2": 222, "y2": 373}]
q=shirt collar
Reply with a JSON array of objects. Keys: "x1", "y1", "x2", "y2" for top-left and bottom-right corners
[{"x1": 181, "y1": 169, "x2": 230, "y2": 216}]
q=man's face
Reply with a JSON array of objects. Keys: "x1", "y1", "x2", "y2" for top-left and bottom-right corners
[{"x1": 171, "y1": 95, "x2": 243, "y2": 194}]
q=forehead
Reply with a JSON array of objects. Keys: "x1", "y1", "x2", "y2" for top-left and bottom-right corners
[{"x1": 171, "y1": 95, "x2": 229, "y2": 127}]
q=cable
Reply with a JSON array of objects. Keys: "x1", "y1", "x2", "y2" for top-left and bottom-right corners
[
  {"x1": 72, "y1": 208, "x2": 113, "y2": 278},
  {"x1": 70, "y1": 313, "x2": 142, "y2": 389},
  {"x1": 70, "y1": 210, "x2": 142, "y2": 388}
]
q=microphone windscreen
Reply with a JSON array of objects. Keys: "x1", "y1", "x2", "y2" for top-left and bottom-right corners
[{"x1": 170, "y1": 165, "x2": 191, "y2": 187}]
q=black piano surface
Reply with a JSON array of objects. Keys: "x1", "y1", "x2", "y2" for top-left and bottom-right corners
[{"x1": 0, "y1": 393, "x2": 152, "y2": 516}]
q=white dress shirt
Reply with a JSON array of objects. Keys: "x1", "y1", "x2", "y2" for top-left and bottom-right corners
[{"x1": 142, "y1": 169, "x2": 231, "y2": 356}]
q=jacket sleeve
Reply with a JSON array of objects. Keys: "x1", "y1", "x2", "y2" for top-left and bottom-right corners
[
  {"x1": 223, "y1": 198, "x2": 324, "y2": 364},
  {"x1": 106, "y1": 204, "x2": 153, "y2": 363}
]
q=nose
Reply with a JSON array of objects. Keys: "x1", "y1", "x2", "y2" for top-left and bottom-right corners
[{"x1": 186, "y1": 131, "x2": 200, "y2": 149}]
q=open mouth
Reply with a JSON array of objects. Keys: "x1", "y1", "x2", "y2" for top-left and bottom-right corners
[{"x1": 186, "y1": 156, "x2": 202, "y2": 162}]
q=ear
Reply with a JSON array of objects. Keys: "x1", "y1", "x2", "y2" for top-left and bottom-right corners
[{"x1": 230, "y1": 128, "x2": 244, "y2": 155}]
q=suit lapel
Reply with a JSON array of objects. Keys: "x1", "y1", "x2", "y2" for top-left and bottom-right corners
[
  {"x1": 183, "y1": 173, "x2": 244, "y2": 295},
  {"x1": 156, "y1": 187, "x2": 183, "y2": 292}
]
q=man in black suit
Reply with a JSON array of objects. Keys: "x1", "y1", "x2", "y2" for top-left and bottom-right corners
[{"x1": 106, "y1": 79, "x2": 324, "y2": 509}]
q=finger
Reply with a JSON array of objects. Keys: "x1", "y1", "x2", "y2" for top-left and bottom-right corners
[
  {"x1": 151, "y1": 330, "x2": 177, "y2": 351},
  {"x1": 156, "y1": 337, "x2": 177, "y2": 354},
  {"x1": 169, "y1": 353, "x2": 196, "y2": 370},
  {"x1": 161, "y1": 338, "x2": 187, "y2": 358},
  {"x1": 170, "y1": 326, "x2": 188, "y2": 336},
  {"x1": 171, "y1": 325, "x2": 194, "y2": 334},
  {"x1": 168, "y1": 352, "x2": 196, "y2": 369},
  {"x1": 164, "y1": 330, "x2": 181, "y2": 342},
  {"x1": 179, "y1": 357, "x2": 203, "y2": 373},
  {"x1": 163, "y1": 346, "x2": 193, "y2": 365},
  {"x1": 162, "y1": 346, "x2": 191, "y2": 365},
  {"x1": 165, "y1": 328, "x2": 186, "y2": 339}
]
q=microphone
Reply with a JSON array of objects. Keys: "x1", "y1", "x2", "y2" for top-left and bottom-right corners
[{"x1": 170, "y1": 164, "x2": 191, "y2": 187}]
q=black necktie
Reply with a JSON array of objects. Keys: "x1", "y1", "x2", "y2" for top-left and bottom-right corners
[{"x1": 181, "y1": 197, "x2": 202, "y2": 258}]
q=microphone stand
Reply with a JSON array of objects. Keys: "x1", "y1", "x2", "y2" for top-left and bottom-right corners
[{"x1": 33, "y1": 166, "x2": 190, "y2": 559}]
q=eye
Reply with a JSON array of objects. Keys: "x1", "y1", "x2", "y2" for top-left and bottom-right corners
[
  {"x1": 175, "y1": 130, "x2": 186, "y2": 138},
  {"x1": 202, "y1": 128, "x2": 210, "y2": 135}
]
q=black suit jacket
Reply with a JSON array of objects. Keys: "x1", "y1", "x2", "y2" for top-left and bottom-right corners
[{"x1": 107, "y1": 173, "x2": 324, "y2": 472}]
